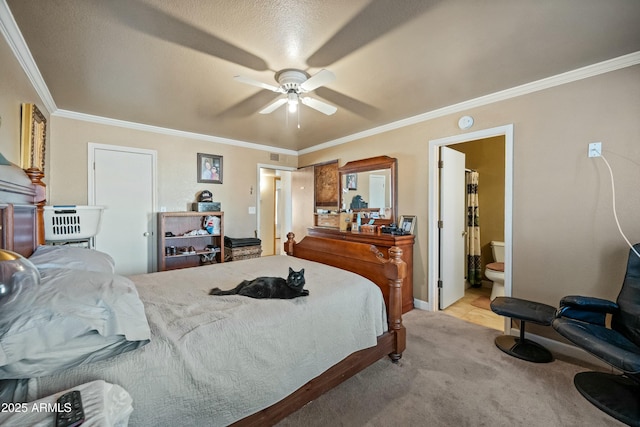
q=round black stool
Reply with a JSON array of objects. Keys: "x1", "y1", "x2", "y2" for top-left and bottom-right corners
[{"x1": 490, "y1": 296, "x2": 556, "y2": 363}]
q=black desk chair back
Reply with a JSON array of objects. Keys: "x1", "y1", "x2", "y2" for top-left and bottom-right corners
[{"x1": 553, "y1": 243, "x2": 640, "y2": 427}]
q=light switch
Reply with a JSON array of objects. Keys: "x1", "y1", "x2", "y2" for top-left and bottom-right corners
[{"x1": 248, "y1": 206, "x2": 256, "y2": 214}]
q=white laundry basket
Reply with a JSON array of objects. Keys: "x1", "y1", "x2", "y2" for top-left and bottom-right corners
[{"x1": 44, "y1": 205, "x2": 105, "y2": 243}]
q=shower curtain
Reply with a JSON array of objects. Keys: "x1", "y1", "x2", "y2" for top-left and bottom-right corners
[{"x1": 466, "y1": 171, "x2": 482, "y2": 287}]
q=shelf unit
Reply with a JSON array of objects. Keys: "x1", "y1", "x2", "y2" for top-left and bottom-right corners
[{"x1": 157, "y1": 211, "x2": 224, "y2": 271}]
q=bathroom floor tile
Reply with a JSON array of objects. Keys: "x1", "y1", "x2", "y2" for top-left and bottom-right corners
[{"x1": 442, "y1": 286, "x2": 503, "y2": 330}]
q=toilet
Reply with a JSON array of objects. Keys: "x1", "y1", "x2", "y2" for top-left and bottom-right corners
[{"x1": 485, "y1": 241, "x2": 505, "y2": 300}]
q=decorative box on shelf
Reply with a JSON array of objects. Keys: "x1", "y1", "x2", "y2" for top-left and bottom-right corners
[
  {"x1": 225, "y1": 246, "x2": 262, "y2": 261},
  {"x1": 314, "y1": 212, "x2": 351, "y2": 231},
  {"x1": 192, "y1": 202, "x2": 221, "y2": 212},
  {"x1": 224, "y1": 236, "x2": 262, "y2": 261},
  {"x1": 359, "y1": 224, "x2": 378, "y2": 233}
]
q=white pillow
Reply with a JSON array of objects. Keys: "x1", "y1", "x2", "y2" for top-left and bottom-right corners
[
  {"x1": 29, "y1": 245, "x2": 115, "y2": 273},
  {"x1": 0, "y1": 268, "x2": 150, "y2": 379}
]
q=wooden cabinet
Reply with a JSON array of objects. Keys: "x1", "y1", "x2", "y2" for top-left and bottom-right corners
[
  {"x1": 307, "y1": 227, "x2": 415, "y2": 313},
  {"x1": 158, "y1": 211, "x2": 224, "y2": 271}
]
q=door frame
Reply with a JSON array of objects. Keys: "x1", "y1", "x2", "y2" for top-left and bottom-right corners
[
  {"x1": 427, "y1": 124, "x2": 514, "y2": 318},
  {"x1": 256, "y1": 164, "x2": 296, "y2": 252},
  {"x1": 273, "y1": 176, "x2": 282, "y2": 254},
  {"x1": 88, "y1": 142, "x2": 158, "y2": 271}
]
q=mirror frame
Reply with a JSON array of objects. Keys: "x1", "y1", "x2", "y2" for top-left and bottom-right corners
[{"x1": 338, "y1": 155, "x2": 398, "y2": 225}]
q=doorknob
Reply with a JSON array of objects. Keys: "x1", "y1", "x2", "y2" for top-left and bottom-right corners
[
  {"x1": 143, "y1": 232, "x2": 150, "y2": 237},
  {"x1": 461, "y1": 231, "x2": 468, "y2": 237}
]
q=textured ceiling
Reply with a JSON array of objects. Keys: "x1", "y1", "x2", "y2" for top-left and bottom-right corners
[{"x1": 5, "y1": 0, "x2": 640, "y2": 152}]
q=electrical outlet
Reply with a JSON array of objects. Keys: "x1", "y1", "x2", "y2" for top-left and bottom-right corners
[
  {"x1": 588, "y1": 142, "x2": 602, "y2": 158},
  {"x1": 248, "y1": 206, "x2": 256, "y2": 214}
]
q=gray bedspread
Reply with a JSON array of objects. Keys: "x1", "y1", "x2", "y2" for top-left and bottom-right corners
[{"x1": 28, "y1": 256, "x2": 387, "y2": 426}]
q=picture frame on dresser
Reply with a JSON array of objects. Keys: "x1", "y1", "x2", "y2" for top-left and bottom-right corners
[
  {"x1": 399, "y1": 215, "x2": 416, "y2": 234},
  {"x1": 20, "y1": 103, "x2": 47, "y2": 172}
]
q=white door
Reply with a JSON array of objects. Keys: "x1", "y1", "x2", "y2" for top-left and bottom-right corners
[
  {"x1": 90, "y1": 144, "x2": 156, "y2": 275},
  {"x1": 439, "y1": 146, "x2": 466, "y2": 309}
]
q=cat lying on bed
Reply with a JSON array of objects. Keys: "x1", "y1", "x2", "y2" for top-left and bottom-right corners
[{"x1": 209, "y1": 267, "x2": 308, "y2": 299}]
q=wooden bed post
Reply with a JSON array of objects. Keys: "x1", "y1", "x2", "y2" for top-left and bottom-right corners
[
  {"x1": 285, "y1": 232, "x2": 296, "y2": 255},
  {"x1": 24, "y1": 168, "x2": 46, "y2": 246},
  {"x1": 372, "y1": 245, "x2": 406, "y2": 362}
]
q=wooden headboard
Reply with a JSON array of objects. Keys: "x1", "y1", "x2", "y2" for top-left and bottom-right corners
[{"x1": 0, "y1": 164, "x2": 45, "y2": 257}]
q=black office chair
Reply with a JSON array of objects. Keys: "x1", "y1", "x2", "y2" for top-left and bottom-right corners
[{"x1": 552, "y1": 243, "x2": 640, "y2": 427}]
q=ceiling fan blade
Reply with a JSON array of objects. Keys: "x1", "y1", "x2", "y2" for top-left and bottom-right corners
[
  {"x1": 259, "y1": 98, "x2": 287, "y2": 114},
  {"x1": 106, "y1": 0, "x2": 268, "y2": 71},
  {"x1": 301, "y1": 97, "x2": 337, "y2": 115},
  {"x1": 315, "y1": 87, "x2": 380, "y2": 120},
  {"x1": 306, "y1": 0, "x2": 434, "y2": 68},
  {"x1": 234, "y1": 75, "x2": 282, "y2": 92},
  {"x1": 217, "y1": 91, "x2": 282, "y2": 118},
  {"x1": 299, "y1": 69, "x2": 336, "y2": 92}
]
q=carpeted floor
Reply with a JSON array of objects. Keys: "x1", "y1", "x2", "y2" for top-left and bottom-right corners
[{"x1": 277, "y1": 309, "x2": 623, "y2": 427}]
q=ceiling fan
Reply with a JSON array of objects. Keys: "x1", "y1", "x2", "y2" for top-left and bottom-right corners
[{"x1": 234, "y1": 69, "x2": 337, "y2": 116}]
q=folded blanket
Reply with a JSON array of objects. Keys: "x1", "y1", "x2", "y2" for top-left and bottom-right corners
[{"x1": 225, "y1": 236, "x2": 262, "y2": 248}]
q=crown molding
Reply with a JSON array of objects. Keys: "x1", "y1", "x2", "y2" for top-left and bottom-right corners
[
  {"x1": 299, "y1": 51, "x2": 640, "y2": 155},
  {"x1": 53, "y1": 110, "x2": 298, "y2": 156},
  {"x1": 0, "y1": 1, "x2": 56, "y2": 114}
]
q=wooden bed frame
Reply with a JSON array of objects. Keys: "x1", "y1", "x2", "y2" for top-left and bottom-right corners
[
  {"x1": 234, "y1": 234, "x2": 406, "y2": 426},
  {"x1": 0, "y1": 164, "x2": 406, "y2": 426},
  {"x1": 0, "y1": 164, "x2": 45, "y2": 257}
]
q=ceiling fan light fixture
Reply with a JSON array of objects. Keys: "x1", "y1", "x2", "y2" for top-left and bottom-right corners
[
  {"x1": 287, "y1": 91, "x2": 298, "y2": 113},
  {"x1": 236, "y1": 68, "x2": 337, "y2": 116}
]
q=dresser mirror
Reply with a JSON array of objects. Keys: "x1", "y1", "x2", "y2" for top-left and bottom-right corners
[{"x1": 338, "y1": 155, "x2": 397, "y2": 225}]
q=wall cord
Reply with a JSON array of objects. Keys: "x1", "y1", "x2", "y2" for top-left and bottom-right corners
[{"x1": 599, "y1": 154, "x2": 640, "y2": 259}]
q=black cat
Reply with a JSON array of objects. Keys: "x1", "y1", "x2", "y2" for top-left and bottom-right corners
[{"x1": 209, "y1": 267, "x2": 308, "y2": 299}]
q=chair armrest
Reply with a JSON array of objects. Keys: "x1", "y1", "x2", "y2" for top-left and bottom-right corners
[
  {"x1": 556, "y1": 295, "x2": 619, "y2": 326},
  {"x1": 560, "y1": 295, "x2": 619, "y2": 312}
]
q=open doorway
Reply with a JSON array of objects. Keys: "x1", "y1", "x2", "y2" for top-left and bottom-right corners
[
  {"x1": 427, "y1": 124, "x2": 513, "y2": 331},
  {"x1": 258, "y1": 165, "x2": 295, "y2": 256}
]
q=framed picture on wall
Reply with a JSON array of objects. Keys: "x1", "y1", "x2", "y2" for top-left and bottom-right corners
[
  {"x1": 399, "y1": 215, "x2": 416, "y2": 234},
  {"x1": 197, "y1": 153, "x2": 223, "y2": 184},
  {"x1": 20, "y1": 103, "x2": 47, "y2": 172},
  {"x1": 314, "y1": 160, "x2": 339, "y2": 207}
]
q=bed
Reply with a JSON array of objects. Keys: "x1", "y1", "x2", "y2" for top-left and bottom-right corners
[{"x1": 0, "y1": 163, "x2": 406, "y2": 426}]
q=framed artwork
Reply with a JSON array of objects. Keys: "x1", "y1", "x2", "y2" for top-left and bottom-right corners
[
  {"x1": 399, "y1": 215, "x2": 416, "y2": 234},
  {"x1": 314, "y1": 160, "x2": 338, "y2": 207},
  {"x1": 20, "y1": 103, "x2": 47, "y2": 171},
  {"x1": 346, "y1": 173, "x2": 357, "y2": 190},
  {"x1": 197, "y1": 153, "x2": 223, "y2": 184}
]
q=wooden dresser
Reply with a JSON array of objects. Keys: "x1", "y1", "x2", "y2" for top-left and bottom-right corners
[{"x1": 307, "y1": 227, "x2": 414, "y2": 313}]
